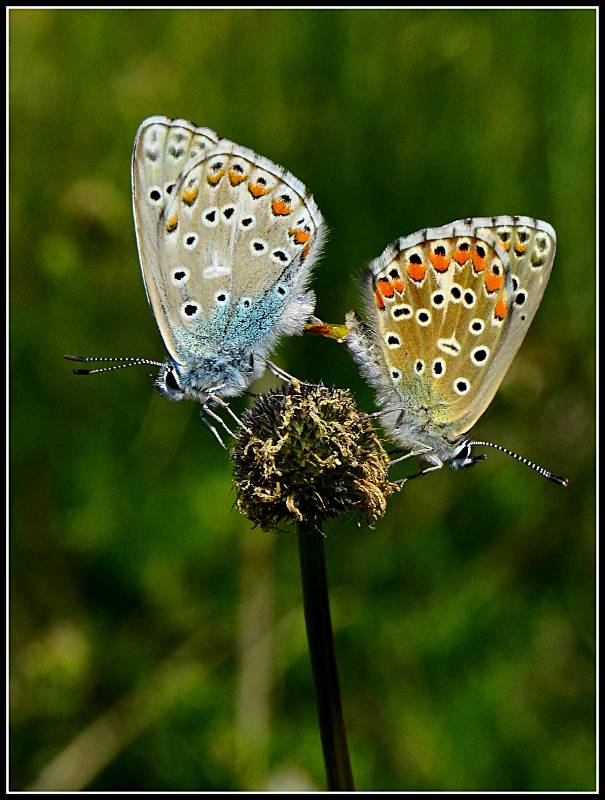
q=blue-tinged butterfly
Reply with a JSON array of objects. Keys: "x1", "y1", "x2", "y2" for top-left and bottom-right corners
[
  {"x1": 343, "y1": 216, "x2": 567, "y2": 485},
  {"x1": 66, "y1": 116, "x2": 326, "y2": 444}
]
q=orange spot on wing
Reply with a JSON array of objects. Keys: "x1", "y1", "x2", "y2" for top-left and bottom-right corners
[
  {"x1": 182, "y1": 184, "x2": 198, "y2": 206},
  {"x1": 291, "y1": 229, "x2": 311, "y2": 245},
  {"x1": 485, "y1": 271, "x2": 504, "y2": 293},
  {"x1": 494, "y1": 295, "x2": 507, "y2": 320},
  {"x1": 472, "y1": 246, "x2": 487, "y2": 273},
  {"x1": 377, "y1": 277, "x2": 395, "y2": 298},
  {"x1": 406, "y1": 260, "x2": 427, "y2": 282},
  {"x1": 207, "y1": 168, "x2": 225, "y2": 186},
  {"x1": 301, "y1": 243, "x2": 311, "y2": 260},
  {"x1": 229, "y1": 170, "x2": 246, "y2": 186},
  {"x1": 374, "y1": 289, "x2": 386, "y2": 310},
  {"x1": 514, "y1": 237, "x2": 528, "y2": 253},
  {"x1": 453, "y1": 242, "x2": 471, "y2": 264},
  {"x1": 166, "y1": 213, "x2": 178, "y2": 233},
  {"x1": 249, "y1": 183, "x2": 270, "y2": 198},
  {"x1": 392, "y1": 278, "x2": 404, "y2": 293},
  {"x1": 272, "y1": 199, "x2": 292, "y2": 215},
  {"x1": 429, "y1": 251, "x2": 450, "y2": 272}
]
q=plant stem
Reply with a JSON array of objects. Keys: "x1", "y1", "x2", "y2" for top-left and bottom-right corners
[{"x1": 297, "y1": 521, "x2": 355, "y2": 791}]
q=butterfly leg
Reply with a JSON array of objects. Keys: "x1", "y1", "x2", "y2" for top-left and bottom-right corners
[
  {"x1": 200, "y1": 403, "x2": 239, "y2": 449},
  {"x1": 368, "y1": 406, "x2": 408, "y2": 424},
  {"x1": 210, "y1": 395, "x2": 252, "y2": 434},
  {"x1": 389, "y1": 448, "x2": 444, "y2": 486},
  {"x1": 265, "y1": 359, "x2": 301, "y2": 386},
  {"x1": 387, "y1": 447, "x2": 433, "y2": 469},
  {"x1": 394, "y1": 461, "x2": 444, "y2": 487}
]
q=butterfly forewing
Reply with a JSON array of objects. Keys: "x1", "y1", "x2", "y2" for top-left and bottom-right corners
[
  {"x1": 156, "y1": 140, "x2": 325, "y2": 360},
  {"x1": 132, "y1": 117, "x2": 221, "y2": 363},
  {"x1": 360, "y1": 217, "x2": 556, "y2": 437}
]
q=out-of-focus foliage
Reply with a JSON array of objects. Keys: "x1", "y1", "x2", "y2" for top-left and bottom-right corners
[{"x1": 10, "y1": 8, "x2": 595, "y2": 792}]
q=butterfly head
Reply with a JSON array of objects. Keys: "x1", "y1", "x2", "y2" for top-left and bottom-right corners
[
  {"x1": 155, "y1": 362, "x2": 191, "y2": 402},
  {"x1": 154, "y1": 348, "x2": 267, "y2": 406},
  {"x1": 448, "y1": 438, "x2": 487, "y2": 471}
]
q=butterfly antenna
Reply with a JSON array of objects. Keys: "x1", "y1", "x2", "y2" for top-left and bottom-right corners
[
  {"x1": 469, "y1": 440, "x2": 568, "y2": 486},
  {"x1": 64, "y1": 355, "x2": 164, "y2": 375}
]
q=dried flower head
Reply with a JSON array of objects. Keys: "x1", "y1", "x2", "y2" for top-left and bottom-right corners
[{"x1": 231, "y1": 381, "x2": 396, "y2": 532}]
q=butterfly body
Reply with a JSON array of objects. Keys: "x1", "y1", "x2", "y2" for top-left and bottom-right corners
[
  {"x1": 345, "y1": 216, "x2": 560, "y2": 481},
  {"x1": 131, "y1": 116, "x2": 326, "y2": 406}
]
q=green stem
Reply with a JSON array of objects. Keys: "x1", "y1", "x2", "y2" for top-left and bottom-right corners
[{"x1": 297, "y1": 521, "x2": 355, "y2": 791}]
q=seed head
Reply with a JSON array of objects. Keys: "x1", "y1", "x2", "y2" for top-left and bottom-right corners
[{"x1": 231, "y1": 382, "x2": 396, "y2": 532}]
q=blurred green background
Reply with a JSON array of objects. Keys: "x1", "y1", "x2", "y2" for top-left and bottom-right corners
[{"x1": 10, "y1": 8, "x2": 595, "y2": 792}]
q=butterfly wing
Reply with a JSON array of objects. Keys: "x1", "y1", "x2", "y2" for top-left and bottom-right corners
[
  {"x1": 133, "y1": 118, "x2": 326, "y2": 371},
  {"x1": 347, "y1": 216, "x2": 556, "y2": 439},
  {"x1": 461, "y1": 216, "x2": 556, "y2": 432},
  {"x1": 132, "y1": 116, "x2": 220, "y2": 364}
]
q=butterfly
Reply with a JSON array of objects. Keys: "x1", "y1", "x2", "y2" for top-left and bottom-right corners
[
  {"x1": 66, "y1": 116, "x2": 326, "y2": 444},
  {"x1": 343, "y1": 216, "x2": 567, "y2": 486}
]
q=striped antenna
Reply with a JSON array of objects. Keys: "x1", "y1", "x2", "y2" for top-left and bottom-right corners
[
  {"x1": 469, "y1": 440, "x2": 568, "y2": 486},
  {"x1": 64, "y1": 355, "x2": 165, "y2": 376}
]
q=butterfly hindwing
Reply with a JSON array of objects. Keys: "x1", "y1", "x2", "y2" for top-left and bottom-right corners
[
  {"x1": 348, "y1": 217, "x2": 556, "y2": 446},
  {"x1": 159, "y1": 140, "x2": 326, "y2": 363}
]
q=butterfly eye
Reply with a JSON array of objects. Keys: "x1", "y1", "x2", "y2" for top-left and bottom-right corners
[
  {"x1": 165, "y1": 369, "x2": 180, "y2": 392},
  {"x1": 451, "y1": 440, "x2": 474, "y2": 466},
  {"x1": 456, "y1": 441, "x2": 470, "y2": 458}
]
